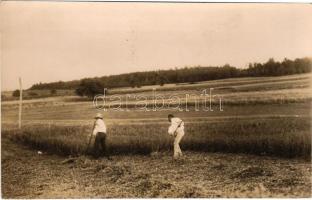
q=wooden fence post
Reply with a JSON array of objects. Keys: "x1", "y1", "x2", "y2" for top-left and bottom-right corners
[{"x1": 19, "y1": 77, "x2": 22, "y2": 129}]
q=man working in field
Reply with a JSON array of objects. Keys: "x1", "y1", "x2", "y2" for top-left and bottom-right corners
[
  {"x1": 92, "y1": 113, "x2": 111, "y2": 159},
  {"x1": 168, "y1": 114, "x2": 185, "y2": 159}
]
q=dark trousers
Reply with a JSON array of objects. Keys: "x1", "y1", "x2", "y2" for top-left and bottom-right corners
[{"x1": 93, "y1": 132, "x2": 108, "y2": 158}]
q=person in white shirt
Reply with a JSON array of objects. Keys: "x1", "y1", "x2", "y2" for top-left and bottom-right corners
[
  {"x1": 168, "y1": 114, "x2": 185, "y2": 159},
  {"x1": 92, "y1": 113, "x2": 110, "y2": 159}
]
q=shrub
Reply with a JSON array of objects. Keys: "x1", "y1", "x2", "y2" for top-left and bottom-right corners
[
  {"x1": 12, "y1": 90, "x2": 20, "y2": 97},
  {"x1": 75, "y1": 79, "x2": 105, "y2": 99}
]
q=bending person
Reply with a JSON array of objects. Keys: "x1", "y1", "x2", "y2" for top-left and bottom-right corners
[{"x1": 167, "y1": 114, "x2": 185, "y2": 159}]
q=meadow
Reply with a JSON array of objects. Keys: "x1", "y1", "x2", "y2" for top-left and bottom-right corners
[
  {"x1": 2, "y1": 73, "x2": 312, "y2": 198},
  {"x1": 1, "y1": 73, "x2": 311, "y2": 158}
]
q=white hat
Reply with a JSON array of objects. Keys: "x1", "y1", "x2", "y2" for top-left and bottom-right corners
[{"x1": 95, "y1": 113, "x2": 103, "y2": 119}]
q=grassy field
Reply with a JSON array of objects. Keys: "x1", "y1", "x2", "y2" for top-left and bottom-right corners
[
  {"x1": 1, "y1": 73, "x2": 311, "y2": 157},
  {"x1": 1, "y1": 73, "x2": 312, "y2": 197},
  {"x1": 2, "y1": 73, "x2": 311, "y2": 103}
]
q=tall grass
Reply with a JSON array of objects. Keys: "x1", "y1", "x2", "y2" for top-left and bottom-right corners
[{"x1": 3, "y1": 117, "x2": 311, "y2": 158}]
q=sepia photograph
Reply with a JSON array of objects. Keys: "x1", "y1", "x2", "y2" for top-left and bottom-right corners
[{"x1": 1, "y1": 1, "x2": 311, "y2": 198}]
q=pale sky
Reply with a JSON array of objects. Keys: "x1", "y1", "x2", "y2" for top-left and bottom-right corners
[{"x1": 1, "y1": 2, "x2": 312, "y2": 91}]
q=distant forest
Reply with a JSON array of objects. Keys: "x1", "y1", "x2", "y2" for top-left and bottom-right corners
[{"x1": 30, "y1": 57, "x2": 312, "y2": 90}]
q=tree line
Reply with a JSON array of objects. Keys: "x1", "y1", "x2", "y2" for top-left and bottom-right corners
[{"x1": 30, "y1": 57, "x2": 311, "y2": 94}]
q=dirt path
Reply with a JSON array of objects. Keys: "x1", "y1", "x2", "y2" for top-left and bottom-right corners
[{"x1": 2, "y1": 138, "x2": 311, "y2": 198}]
